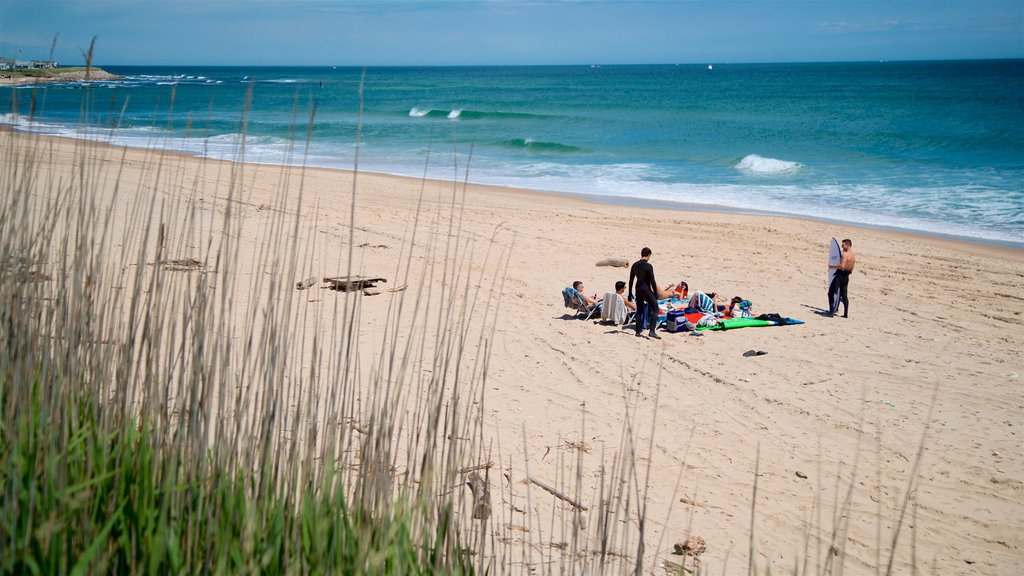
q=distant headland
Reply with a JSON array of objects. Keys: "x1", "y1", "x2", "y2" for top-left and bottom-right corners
[{"x1": 0, "y1": 57, "x2": 120, "y2": 84}]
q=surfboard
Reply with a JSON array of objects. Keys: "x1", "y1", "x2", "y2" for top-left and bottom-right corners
[{"x1": 828, "y1": 237, "x2": 842, "y2": 313}]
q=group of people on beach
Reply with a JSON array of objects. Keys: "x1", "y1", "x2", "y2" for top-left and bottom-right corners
[
  {"x1": 573, "y1": 239, "x2": 856, "y2": 339},
  {"x1": 573, "y1": 247, "x2": 754, "y2": 340}
]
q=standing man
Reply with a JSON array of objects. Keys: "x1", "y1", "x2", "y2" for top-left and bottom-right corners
[
  {"x1": 828, "y1": 238, "x2": 856, "y2": 317},
  {"x1": 628, "y1": 247, "x2": 661, "y2": 339}
]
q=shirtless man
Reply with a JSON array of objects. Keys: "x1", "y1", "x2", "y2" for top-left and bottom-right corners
[
  {"x1": 828, "y1": 238, "x2": 856, "y2": 317},
  {"x1": 572, "y1": 280, "x2": 601, "y2": 308},
  {"x1": 614, "y1": 281, "x2": 637, "y2": 311}
]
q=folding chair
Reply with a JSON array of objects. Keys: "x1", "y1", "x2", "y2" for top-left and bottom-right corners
[{"x1": 561, "y1": 286, "x2": 600, "y2": 320}]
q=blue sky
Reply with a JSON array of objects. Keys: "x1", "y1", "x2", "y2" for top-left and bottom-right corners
[{"x1": 2, "y1": 0, "x2": 1021, "y2": 66}]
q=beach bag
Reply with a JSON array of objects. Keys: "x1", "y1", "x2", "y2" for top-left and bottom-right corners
[{"x1": 734, "y1": 299, "x2": 753, "y2": 318}]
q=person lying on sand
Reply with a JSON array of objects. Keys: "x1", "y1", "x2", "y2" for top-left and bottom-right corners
[
  {"x1": 658, "y1": 280, "x2": 689, "y2": 300},
  {"x1": 686, "y1": 291, "x2": 720, "y2": 315}
]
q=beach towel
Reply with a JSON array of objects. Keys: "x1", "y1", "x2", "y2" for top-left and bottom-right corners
[
  {"x1": 683, "y1": 311, "x2": 805, "y2": 330},
  {"x1": 691, "y1": 292, "x2": 716, "y2": 315},
  {"x1": 562, "y1": 287, "x2": 583, "y2": 309},
  {"x1": 601, "y1": 292, "x2": 629, "y2": 324}
]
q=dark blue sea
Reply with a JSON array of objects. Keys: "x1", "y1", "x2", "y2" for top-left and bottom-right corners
[{"x1": 3, "y1": 61, "x2": 1022, "y2": 245}]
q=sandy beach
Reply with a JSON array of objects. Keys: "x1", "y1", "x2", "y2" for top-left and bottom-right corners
[{"x1": 4, "y1": 128, "x2": 1022, "y2": 574}]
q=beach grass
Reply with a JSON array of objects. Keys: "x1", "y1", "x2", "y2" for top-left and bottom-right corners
[{"x1": 0, "y1": 80, "x2": 494, "y2": 573}]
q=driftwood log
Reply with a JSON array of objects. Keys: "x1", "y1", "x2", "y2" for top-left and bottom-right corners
[
  {"x1": 595, "y1": 258, "x2": 629, "y2": 268},
  {"x1": 296, "y1": 276, "x2": 318, "y2": 290},
  {"x1": 459, "y1": 461, "x2": 494, "y2": 474},
  {"x1": 527, "y1": 475, "x2": 588, "y2": 511},
  {"x1": 465, "y1": 472, "x2": 492, "y2": 520},
  {"x1": 323, "y1": 276, "x2": 387, "y2": 292}
]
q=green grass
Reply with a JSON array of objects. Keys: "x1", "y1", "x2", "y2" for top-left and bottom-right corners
[{"x1": 1, "y1": 382, "x2": 472, "y2": 574}]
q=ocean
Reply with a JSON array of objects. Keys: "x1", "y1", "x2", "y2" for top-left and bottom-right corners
[{"x1": 3, "y1": 61, "x2": 1022, "y2": 246}]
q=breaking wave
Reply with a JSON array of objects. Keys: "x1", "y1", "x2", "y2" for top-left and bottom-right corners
[
  {"x1": 406, "y1": 107, "x2": 555, "y2": 121},
  {"x1": 504, "y1": 138, "x2": 585, "y2": 153},
  {"x1": 735, "y1": 154, "x2": 802, "y2": 174}
]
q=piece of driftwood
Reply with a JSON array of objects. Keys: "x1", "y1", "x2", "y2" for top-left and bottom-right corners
[
  {"x1": 465, "y1": 471, "x2": 492, "y2": 520},
  {"x1": 323, "y1": 275, "x2": 387, "y2": 292},
  {"x1": 296, "y1": 276, "x2": 318, "y2": 290},
  {"x1": 595, "y1": 258, "x2": 629, "y2": 268},
  {"x1": 459, "y1": 461, "x2": 494, "y2": 474},
  {"x1": 527, "y1": 476, "x2": 588, "y2": 511},
  {"x1": 672, "y1": 535, "x2": 707, "y2": 557}
]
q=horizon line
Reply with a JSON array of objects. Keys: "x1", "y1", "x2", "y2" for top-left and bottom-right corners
[{"x1": 83, "y1": 57, "x2": 1024, "y2": 68}]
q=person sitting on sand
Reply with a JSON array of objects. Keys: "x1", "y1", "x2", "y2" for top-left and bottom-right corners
[
  {"x1": 614, "y1": 281, "x2": 637, "y2": 311},
  {"x1": 572, "y1": 280, "x2": 602, "y2": 307},
  {"x1": 724, "y1": 296, "x2": 754, "y2": 318}
]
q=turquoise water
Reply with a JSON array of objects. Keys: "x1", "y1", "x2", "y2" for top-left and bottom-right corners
[{"x1": 3, "y1": 61, "x2": 1022, "y2": 245}]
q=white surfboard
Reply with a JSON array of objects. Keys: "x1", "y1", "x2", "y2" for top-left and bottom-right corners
[{"x1": 827, "y1": 237, "x2": 842, "y2": 312}]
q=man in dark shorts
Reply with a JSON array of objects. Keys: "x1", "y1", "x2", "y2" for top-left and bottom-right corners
[
  {"x1": 828, "y1": 238, "x2": 856, "y2": 317},
  {"x1": 628, "y1": 247, "x2": 661, "y2": 339}
]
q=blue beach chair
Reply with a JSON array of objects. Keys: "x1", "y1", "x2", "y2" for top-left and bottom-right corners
[{"x1": 562, "y1": 286, "x2": 601, "y2": 320}]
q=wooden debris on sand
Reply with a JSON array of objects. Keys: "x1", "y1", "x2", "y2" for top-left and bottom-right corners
[
  {"x1": 465, "y1": 471, "x2": 492, "y2": 520},
  {"x1": 323, "y1": 276, "x2": 387, "y2": 292},
  {"x1": 527, "y1": 476, "x2": 588, "y2": 511},
  {"x1": 672, "y1": 535, "x2": 707, "y2": 557},
  {"x1": 296, "y1": 276, "x2": 318, "y2": 290}
]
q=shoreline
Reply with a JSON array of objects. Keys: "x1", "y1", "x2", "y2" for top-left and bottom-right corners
[
  {"x1": 507, "y1": 184, "x2": 1024, "y2": 253},
  {"x1": 5, "y1": 122, "x2": 1021, "y2": 254}
]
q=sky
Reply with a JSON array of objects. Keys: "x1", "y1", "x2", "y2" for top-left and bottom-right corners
[{"x1": 1, "y1": 0, "x2": 1021, "y2": 66}]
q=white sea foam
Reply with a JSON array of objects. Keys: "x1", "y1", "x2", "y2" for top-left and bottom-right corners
[
  {"x1": 4, "y1": 112, "x2": 1017, "y2": 245},
  {"x1": 735, "y1": 154, "x2": 802, "y2": 174},
  {"x1": 427, "y1": 159, "x2": 1021, "y2": 245},
  {"x1": 408, "y1": 107, "x2": 430, "y2": 117},
  {"x1": 447, "y1": 109, "x2": 462, "y2": 120}
]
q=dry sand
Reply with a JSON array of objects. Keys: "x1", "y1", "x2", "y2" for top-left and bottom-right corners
[{"x1": 5, "y1": 129, "x2": 1022, "y2": 574}]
